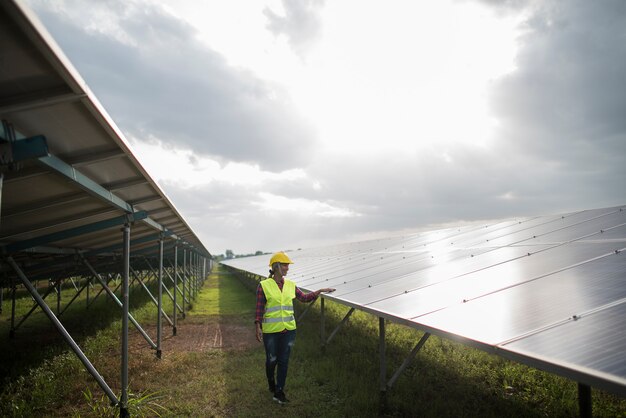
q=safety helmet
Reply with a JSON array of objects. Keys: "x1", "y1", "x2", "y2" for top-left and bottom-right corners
[{"x1": 269, "y1": 252, "x2": 293, "y2": 266}]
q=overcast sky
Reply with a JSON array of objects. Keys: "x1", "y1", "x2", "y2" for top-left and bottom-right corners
[{"x1": 24, "y1": 0, "x2": 626, "y2": 255}]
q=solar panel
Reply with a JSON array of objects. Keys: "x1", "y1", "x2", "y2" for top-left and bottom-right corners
[{"x1": 222, "y1": 205, "x2": 626, "y2": 396}]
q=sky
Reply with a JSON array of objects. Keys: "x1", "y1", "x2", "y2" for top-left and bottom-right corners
[{"x1": 24, "y1": 0, "x2": 626, "y2": 256}]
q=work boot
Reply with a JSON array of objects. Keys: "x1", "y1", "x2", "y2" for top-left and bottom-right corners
[{"x1": 273, "y1": 390, "x2": 289, "y2": 405}]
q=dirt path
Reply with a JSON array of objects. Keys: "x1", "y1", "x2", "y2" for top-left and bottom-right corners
[{"x1": 128, "y1": 315, "x2": 257, "y2": 354}]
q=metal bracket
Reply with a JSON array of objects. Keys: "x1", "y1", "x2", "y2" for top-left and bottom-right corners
[
  {"x1": 386, "y1": 332, "x2": 431, "y2": 390},
  {"x1": 326, "y1": 307, "x2": 355, "y2": 346}
]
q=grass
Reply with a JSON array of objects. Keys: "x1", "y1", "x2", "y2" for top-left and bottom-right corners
[{"x1": 0, "y1": 266, "x2": 625, "y2": 417}]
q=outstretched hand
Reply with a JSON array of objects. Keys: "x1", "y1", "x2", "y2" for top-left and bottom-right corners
[{"x1": 318, "y1": 288, "x2": 336, "y2": 294}]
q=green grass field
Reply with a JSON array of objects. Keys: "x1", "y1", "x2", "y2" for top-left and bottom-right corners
[{"x1": 0, "y1": 266, "x2": 625, "y2": 417}]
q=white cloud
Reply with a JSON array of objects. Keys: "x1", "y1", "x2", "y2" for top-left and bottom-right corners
[
  {"x1": 24, "y1": 0, "x2": 626, "y2": 255},
  {"x1": 129, "y1": 137, "x2": 312, "y2": 189},
  {"x1": 255, "y1": 192, "x2": 360, "y2": 218}
]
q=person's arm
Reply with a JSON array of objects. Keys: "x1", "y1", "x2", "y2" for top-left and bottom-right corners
[
  {"x1": 255, "y1": 284, "x2": 266, "y2": 342},
  {"x1": 295, "y1": 287, "x2": 336, "y2": 303}
]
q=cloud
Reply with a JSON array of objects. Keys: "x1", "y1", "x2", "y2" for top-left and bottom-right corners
[
  {"x1": 24, "y1": 0, "x2": 626, "y2": 255},
  {"x1": 264, "y1": 0, "x2": 325, "y2": 56},
  {"x1": 162, "y1": 179, "x2": 362, "y2": 255},
  {"x1": 487, "y1": 0, "x2": 626, "y2": 177},
  {"x1": 29, "y1": 0, "x2": 316, "y2": 171}
]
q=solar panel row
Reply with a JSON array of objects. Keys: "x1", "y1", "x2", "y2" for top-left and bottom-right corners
[{"x1": 222, "y1": 205, "x2": 626, "y2": 396}]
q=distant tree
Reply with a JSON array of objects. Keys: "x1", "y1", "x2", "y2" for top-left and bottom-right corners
[
  {"x1": 255, "y1": 250, "x2": 263, "y2": 256},
  {"x1": 225, "y1": 249, "x2": 234, "y2": 259}
]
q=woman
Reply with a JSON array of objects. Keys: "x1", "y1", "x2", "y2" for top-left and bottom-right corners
[{"x1": 255, "y1": 251, "x2": 335, "y2": 404}]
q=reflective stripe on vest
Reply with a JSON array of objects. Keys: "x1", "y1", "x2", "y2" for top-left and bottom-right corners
[
  {"x1": 260, "y1": 278, "x2": 297, "y2": 333},
  {"x1": 263, "y1": 316, "x2": 295, "y2": 323},
  {"x1": 265, "y1": 305, "x2": 294, "y2": 313}
]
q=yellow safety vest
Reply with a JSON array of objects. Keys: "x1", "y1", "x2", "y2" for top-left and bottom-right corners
[{"x1": 260, "y1": 278, "x2": 297, "y2": 333}]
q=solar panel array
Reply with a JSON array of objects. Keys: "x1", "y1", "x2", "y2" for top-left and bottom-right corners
[
  {"x1": 1, "y1": 1, "x2": 211, "y2": 410},
  {"x1": 222, "y1": 205, "x2": 626, "y2": 396},
  {"x1": 0, "y1": 0, "x2": 210, "y2": 287}
]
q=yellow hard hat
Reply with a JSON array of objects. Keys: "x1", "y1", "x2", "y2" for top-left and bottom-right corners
[{"x1": 269, "y1": 252, "x2": 293, "y2": 266}]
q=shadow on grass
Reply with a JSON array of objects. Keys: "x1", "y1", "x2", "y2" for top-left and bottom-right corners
[{"x1": 0, "y1": 278, "x2": 166, "y2": 389}]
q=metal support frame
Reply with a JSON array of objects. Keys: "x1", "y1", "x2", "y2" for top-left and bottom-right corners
[
  {"x1": 187, "y1": 250, "x2": 193, "y2": 300},
  {"x1": 5, "y1": 256, "x2": 118, "y2": 405},
  {"x1": 58, "y1": 278, "x2": 91, "y2": 317},
  {"x1": 11, "y1": 281, "x2": 56, "y2": 336},
  {"x1": 379, "y1": 317, "x2": 386, "y2": 394},
  {"x1": 320, "y1": 297, "x2": 326, "y2": 352},
  {"x1": 161, "y1": 267, "x2": 184, "y2": 312},
  {"x1": 297, "y1": 297, "x2": 318, "y2": 322},
  {"x1": 578, "y1": 383, "x2": 592, "y2": 418},
  {"x1": 10, "y1": 282, "x2": 16, "y2": 337},
  {"x1": 81, "y1": 256, "x2": 157, "y2": 350},
  {"x1": 386, "y1": 332, "x2": 430, "y2": 390},
  {"x1": 129, "y1": 266, "x2": 173, "y2": 327},
  {"x1": 86, "y1": 277, "x2": 91, "y2": 307},
  {"x1": 191, "y1": 251, "x2": 196, "y2": 298},
  {"x1": 165, "y1": 259, "x2": 189, "y2": 306},
  {"x1": 120, "y1": 224, "x2": 130, "y2": 418},
  {"x1": 156, "y1": 236, "x2": 164, "y2": 359},
  {"x1": 325, "y1": 307, "x2": 355, "y2": 346},
  {"x1": 0, "y1": 125, "x2": 211, "y2": 416},
  {"x1": 0, "y1": 172, "x2": 3, "y2": 226},
  {"x1": 56, "y1": 279, "x2": 61, "y2": 315},
  {"x1": 3, "y1": 211, "x2": 148, "y2": 254},
  {"x1": 86, "y1": 273, "x2": 113, "y2": 309},
  {"x1": 182, "y1": 248, "x2": 187, "y2": 318},
  {"x1": 173, "y1": 244, "x2": 178, "y2": 336},
  {"x1": 142, "y1": 257, "x2": 183, "y2": 316},
  {"x1": 377, "y1": 316, "x2": 431, "y2": 393},
  {"x1": 190, "y1": 252, "x2": 194, "y2": 299}
]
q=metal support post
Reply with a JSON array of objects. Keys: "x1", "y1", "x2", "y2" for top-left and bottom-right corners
[
  {"x1": 379, "y1": 317, "x2": 387, "y2": 394},
  {"x1": 56, "y1": 279, "x2": 61, "y2": 315},
  {"x1": 191, "y1": 252, "x2": 195, "y2": 297},
  {"x1": 182, "y1": 248, "x2": 187, "y2": 318},
  {"x1": 156, "y1": 236, "x2": 164, "y2": 359},
  {"x1": 144, "y1": 256, "x2": 182, "y2": 313},
  {"x1": 578, "y1": 383, "x2": 592, "y2": 418},
  {"x1": 192, "y1": 252, "x2": 196, "y2": 297},
  {"x1": 192, "y1": 252, "x2": 196, "y2": 296},
  {"x1": 320, "y1": 297, "x2": 326, "y2": 353},
  {"x1": 6, "y1": 257, "x2": 118, "y2": 405},
  {"x1": 173, "y1": 245, "x2": 178, "y2": 336},
  {"x1": 10, "y1": 282, "x2": 16, "y2": 338},
  {"x1": 189, "y1": 251, "x2": 194, "y2": 299},
  {"x1": 120, "y1": 223, "x2": 130, "y2": 418},
  {"x1": 165, "y1": 263, "x2": 189, "y2": 306},
  {"x1": 387, "y1": 332, "x2": 431, "y2": 390}
]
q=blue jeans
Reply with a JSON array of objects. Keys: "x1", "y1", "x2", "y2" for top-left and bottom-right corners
[{"x1": 263, "y1": 329, "x2": 296, "y2": 391}]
